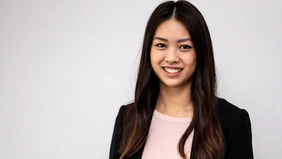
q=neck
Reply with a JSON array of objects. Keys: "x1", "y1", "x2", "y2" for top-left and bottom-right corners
[{"x1": 155, "y1": 82, "x2": 194, "y2": 117}]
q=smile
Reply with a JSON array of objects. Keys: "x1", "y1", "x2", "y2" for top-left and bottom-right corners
[{"x1": 163, "y1": 67, "x2": 183, "y2": 73}]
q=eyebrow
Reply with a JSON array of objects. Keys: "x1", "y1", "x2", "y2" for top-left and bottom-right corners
[{"x1": 153, "y1": 37, "x2": 191, "y2": 43}]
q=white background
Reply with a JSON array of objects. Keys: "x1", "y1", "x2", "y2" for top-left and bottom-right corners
[{"x1": 0, "y1": 0, "x2": 281, "y2": 158}]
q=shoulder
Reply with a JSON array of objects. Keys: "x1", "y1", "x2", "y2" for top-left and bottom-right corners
[
  {"x1": 113, "y1": 103, "x2": 135, "y2": 132},
  {"x1": 109, "y1": 103, "x2": 134, "y2": 159},
  {"x1": 218, "y1": 97, "x2": 242, "y2": 118},
  {"x1": 217, "y1": 98, "x2": 253, "y2": 158},
  {"x1": 116, "y1": 103, "x2": 134, "y2": 121},
  {"x1": 218, "y1": 98, "x2": 250, "y2": 132}
]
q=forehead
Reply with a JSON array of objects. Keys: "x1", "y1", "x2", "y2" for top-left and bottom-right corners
[{"x1": 154, "y1": 18, "x2": 191, "y2": 38}]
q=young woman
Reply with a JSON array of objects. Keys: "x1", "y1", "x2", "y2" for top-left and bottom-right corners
[{"x1": 109, "y1": 1, "x2": 253, "y2": 159}]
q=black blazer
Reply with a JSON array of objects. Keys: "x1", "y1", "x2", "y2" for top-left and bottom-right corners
[{"x1": 109, "y1": 98, "x2": 253, "y2": 159}]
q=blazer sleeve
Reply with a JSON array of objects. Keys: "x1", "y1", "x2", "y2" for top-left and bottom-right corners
[
  {"x1": 225, "y1": 109, "x2": 254, "y2": 159},
  {"x1": 109, "y1": 106, "x2": 125, "y2": 159}
]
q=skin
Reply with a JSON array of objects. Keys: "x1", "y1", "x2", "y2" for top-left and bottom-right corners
[{"x1": 150, "y1": 18, "x2": 197, "y2": 118}]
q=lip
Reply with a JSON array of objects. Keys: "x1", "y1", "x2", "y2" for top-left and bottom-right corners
[{"x1": 162, "y1": 66, "x2": 183, "y2": 77}]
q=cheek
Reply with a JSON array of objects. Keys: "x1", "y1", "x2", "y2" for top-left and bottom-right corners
[
  {"x1": 191, "y1": 56, "x2": 197, "y2": 73},
  {"x1": 150, "y1": 50, "x2": 162, "y2": 64},
  {"x1": 150, "y1": 52, "x2": 163, "y2": 75},
  {"x1": 183, "y1": 53, "x2": 197, "y2": 66},
  {"x1": 191, "y1": 57, "x2": 197, "y2": 67}
]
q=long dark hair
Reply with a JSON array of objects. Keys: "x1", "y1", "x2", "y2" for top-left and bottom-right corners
[{"x1": 120, "y1": 1, "x2": 225, "y2": 158}]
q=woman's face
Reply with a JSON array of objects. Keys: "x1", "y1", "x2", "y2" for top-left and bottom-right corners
[{"x1": 150, "y1": 18, "x2": 197, "y2": 88}]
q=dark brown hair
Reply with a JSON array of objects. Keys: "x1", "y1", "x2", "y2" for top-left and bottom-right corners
[{"x1": 120, "y1": 1, "x2": 225, "y2": 158}]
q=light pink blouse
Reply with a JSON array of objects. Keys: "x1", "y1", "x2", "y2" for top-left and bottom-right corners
[{"x1": 142, "y1": 109, "x2": 194, "y2": 159}]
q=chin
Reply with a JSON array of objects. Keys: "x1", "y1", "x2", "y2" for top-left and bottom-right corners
[
  {"x1": 161, "y1": 81, "x2": 184, "y2": 88},
  {"x1": 160, "y1": 79, "x2": 192, "y2": 89}
]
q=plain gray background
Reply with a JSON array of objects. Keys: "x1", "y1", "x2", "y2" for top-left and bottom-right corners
[{"x1": 0, "y1": 0, "x2": 281, "y2": 158}]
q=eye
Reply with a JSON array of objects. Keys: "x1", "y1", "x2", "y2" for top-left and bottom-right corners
[
  {"x1": 179, "y1": 45, "x2": 192, "y2": 50},
  {"x1": 155, "y1": 43, "x2": 167, "y2": 49}
]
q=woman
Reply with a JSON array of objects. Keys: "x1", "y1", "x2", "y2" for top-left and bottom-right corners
[{"x1": 109, "y1": 0, "x2": 253, "y2": 159}]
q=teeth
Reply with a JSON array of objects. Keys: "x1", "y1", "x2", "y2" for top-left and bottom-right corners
[{"x1": 164, "y1": 68, "x2": 182, "y2": 73}]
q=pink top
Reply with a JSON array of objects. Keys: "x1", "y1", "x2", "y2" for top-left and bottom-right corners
[{"x1": 142, "y1": 109, "x2": 194, "y2": 159}]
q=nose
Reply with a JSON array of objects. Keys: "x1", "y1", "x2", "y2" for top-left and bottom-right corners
[{"x1": 164, "y1": 48, "x2": 180, "y2": 64}]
